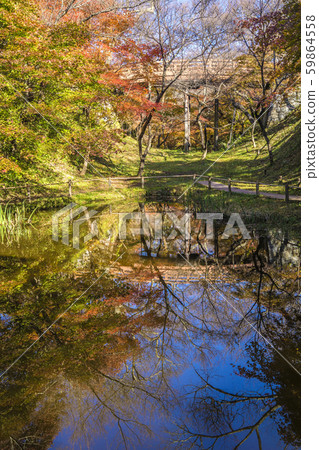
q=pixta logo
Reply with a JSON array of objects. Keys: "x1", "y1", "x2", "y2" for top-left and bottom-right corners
[
  {"x1": 52, "y1": 205, "x2": 251, "y2": 249},
  {"x1": 52, "y1": 203, "x2": 98, "y2": 249},
  {"x1": 118, "y1": 212, "x2": 251, "y2": 240}
]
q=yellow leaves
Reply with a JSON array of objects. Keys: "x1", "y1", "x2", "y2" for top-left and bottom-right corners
[{"x1": 0, "y1": 156, "x2": 21, "y2": 174}]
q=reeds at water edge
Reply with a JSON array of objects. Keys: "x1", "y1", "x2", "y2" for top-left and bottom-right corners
[{"x1": 0, "y1": 203, "x2": 36, "y2": 244}]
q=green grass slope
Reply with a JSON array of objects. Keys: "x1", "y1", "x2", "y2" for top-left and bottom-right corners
[{"x1": 1, "y1": 108, "x2": 300, "y2": 194}]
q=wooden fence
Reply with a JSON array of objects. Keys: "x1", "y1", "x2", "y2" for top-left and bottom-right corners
[{"x1": 0, "y1": 174, "x2": 301, "y2": 204}]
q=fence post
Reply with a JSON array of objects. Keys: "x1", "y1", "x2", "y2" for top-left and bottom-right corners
[
  {"x1": 108, "y1": 177, "x2": 112, "y2": 188},
  {"x1": 256, "y1": 181, "x2": 260, "y2": 197},
  {"x1": 228, "y1": 178, "x2": 232, "y2": 194},
  {"x1": 141, "y1": 176, "x2": 144, "y2": 188},
  {"x1": 208, "y1": 177, "x2": 212, "y2": 190},
  {"x1": 68, "y1": 179, "x2": 72, "y2": 198},
  {"x1": 27, "y1": 185, "x2": 31, "y2": 203},
  {"x1": 193, "y1": 174, "x2": 196, "y2": 183},
  {"x1": 285, "y1": 183, "x2": 289, "y2": 203}
]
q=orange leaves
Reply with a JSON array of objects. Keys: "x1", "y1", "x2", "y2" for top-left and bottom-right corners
[
  {"x1": 115, "y1": 40, "x2": 162, "y2": 65},
  {"x1": 114, "y1": 40, "x2": 162, "y2": 87},
  {"x1": 88, "y1": 11, "x2": 135, "y2": 39},
  {"x1": 0, "y1": 157, "x2": 21, "y2": 174},
  {"x1": 1, "y1": 0, "x2": 164, "y2": 174}
]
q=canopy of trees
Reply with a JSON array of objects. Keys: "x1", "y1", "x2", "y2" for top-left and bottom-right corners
[{"x1": 0, "y1": 0, "x2": 300, "y2": 180}]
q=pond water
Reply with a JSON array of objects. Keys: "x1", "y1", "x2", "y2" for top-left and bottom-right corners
[{"x1": 0, "y1": 199, "x2": 301, "y2": 449}]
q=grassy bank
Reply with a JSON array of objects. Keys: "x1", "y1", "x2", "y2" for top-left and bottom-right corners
[
  {"x1": 110, "y1": 107, "x2": 301, "y2": 184},
  {"x1": 0, "y1": 109, "x2": 300, "y2": 228}
]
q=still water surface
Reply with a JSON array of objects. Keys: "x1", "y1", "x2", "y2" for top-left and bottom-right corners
[{"x1": 0, "y1": 200, "x2": 301, "y2": 449}]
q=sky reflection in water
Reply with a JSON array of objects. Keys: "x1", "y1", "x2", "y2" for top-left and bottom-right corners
[{"x1": 0, "y1": 202, "x2": 300, "y2": 449}]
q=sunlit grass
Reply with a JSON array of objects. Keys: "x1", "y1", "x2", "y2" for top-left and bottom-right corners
[
  {"x1": 0, "y1": 109, "x2": 300, "y2": 213},
  {"x1": 0, "y1": 203, "x2": 36, "y2": 244}
]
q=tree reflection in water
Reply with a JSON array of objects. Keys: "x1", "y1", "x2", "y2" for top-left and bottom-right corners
[
  {"x1": 0, "y1": 204, "x2": 300, "y2": 449},
  {"x1": 175, "y1": 309, "x2": 300, "y2": 449}
]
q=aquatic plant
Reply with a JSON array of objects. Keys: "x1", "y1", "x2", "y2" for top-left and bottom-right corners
[{"x1": 0, "y1": 203, "x2": 35, "y2": 244}]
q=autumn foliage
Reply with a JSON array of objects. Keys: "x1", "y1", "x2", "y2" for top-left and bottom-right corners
[{"x1": 0, "y1": 0, "x2": 160, "y2": 178}]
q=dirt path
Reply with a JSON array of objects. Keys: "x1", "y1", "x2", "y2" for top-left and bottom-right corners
[{"x1": 197, "y1": 180, "x2": 301, "y2": 202}]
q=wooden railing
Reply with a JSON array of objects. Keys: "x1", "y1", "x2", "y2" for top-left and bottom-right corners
[{"x1": 0, "y1": 174, "x2": 301, "y2": 204}]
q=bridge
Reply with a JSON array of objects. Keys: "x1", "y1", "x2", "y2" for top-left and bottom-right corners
[
  {"x1": 121, "y1": 56, "x2": 240, "y2": 86},
  {"x1": 161, "y1": 58, "x2": 238, "y2": 84},
  {"x1": 74, "y1": 262, "x2": 253, "y2": 285}
]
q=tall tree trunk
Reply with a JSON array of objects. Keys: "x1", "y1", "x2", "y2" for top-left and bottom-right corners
[
  {"x1": 199, "y1": 121, "x2": 208, "y2": 160},
  {"x1": 80, "y1": 150, "x2": 90, "y2": 176},
  {"x1": 257, "y1": 107, "x2": 273, "y2": 164},
  {"x1": 157, "y1": 92, "x2": 166, "y2": 148},
  {"x1": 158, "y1": 133, "x2": 169, "y2": 148},
  {"x1": 137, "y1": 112, "x2": 153, "y2": 159},
  {"x1": 251, "y1": 120, "x2": 256, "y2": 149},
  {"x1": 157, "y1": 123, "x2": 167, "y2": 148},
  {"x1": 138, "y1": 128, "x2": 154, "y2": 176},
  {"x1": 213, "y1": 98, "x2": 219, "y2": 152},
  {"x1": 136, "y1": 88, "x2": 167, "y2": 173},
  {"x1": 184, "y1": 90, "x2": 191, "y2": 152},
  {"x1": 227, "y1": 108, "x2": 236, "y2": 150},
  {"x1": 258, "y1": 117, "x2": 273, "y2": 165},
  {"x1": 231, "y1": 99, "x2": 273, "y2": 163}
]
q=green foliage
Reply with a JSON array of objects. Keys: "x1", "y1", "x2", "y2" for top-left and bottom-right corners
[
  {"x1": 280, "y1": 0, "x2": 301, "y2": 75},
  {"x1": 0, "y1": 0, "x2": 145, "y2": 185},
  {"x1": 0, "y1": 203, "x2": 35, "y2": 243}
]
